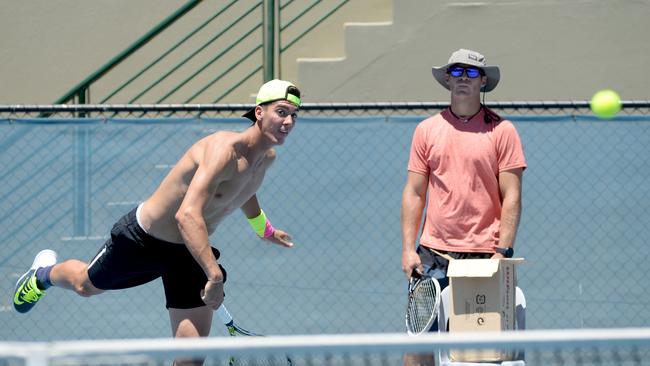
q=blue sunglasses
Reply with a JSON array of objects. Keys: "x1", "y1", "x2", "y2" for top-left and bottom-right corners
[{"x1": 447, "y1": 66, "x2": 483, "y2": 78}]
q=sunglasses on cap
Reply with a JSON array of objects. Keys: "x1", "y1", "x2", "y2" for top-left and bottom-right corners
[{"x1": 447, "y1": 65, "x2": 484, "y2": 78}]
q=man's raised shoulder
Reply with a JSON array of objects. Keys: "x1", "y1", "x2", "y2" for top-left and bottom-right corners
[{"x1": 193, "y1": 131, "x2": 239, "y2": 168}]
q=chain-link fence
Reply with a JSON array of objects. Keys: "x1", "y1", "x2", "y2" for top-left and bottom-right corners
[
  {"x1": 2, "y1": 100, "x2": 650, "y2": 119},
  {"x1": 1, "y1": 102, "x2": 649, "y2": 341}
]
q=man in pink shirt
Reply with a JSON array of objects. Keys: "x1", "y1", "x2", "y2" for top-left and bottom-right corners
[{"x1": 401, "y1": 48, "x2": 527, "y2": 326}]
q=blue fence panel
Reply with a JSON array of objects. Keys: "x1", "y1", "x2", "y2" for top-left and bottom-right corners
[{"x1": 0, "y1": 115, "x2": 648, "y2": 340}]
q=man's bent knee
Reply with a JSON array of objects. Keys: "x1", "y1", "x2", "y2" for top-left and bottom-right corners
[{"x1": 75, "y1": 276, "x2": 103, "y2": 297}]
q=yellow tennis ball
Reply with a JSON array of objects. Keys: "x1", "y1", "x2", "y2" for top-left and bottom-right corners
[{"x1": 590, "y1": 89, "x2": 621, "y2": 119}]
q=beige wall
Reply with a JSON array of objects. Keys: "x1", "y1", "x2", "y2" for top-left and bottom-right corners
[
  {"x1": 299, "y1": 0, "x2": 650, "y2": 102},
  {"x1": 2, "y1": 0, "x2": 648, "y2": 104},
  {"x1": 0, "y1": 1, "x2": 185, "y2": 104},
  {"x1": 0, "y1": 0, "x2": 391, "y2": 104}
]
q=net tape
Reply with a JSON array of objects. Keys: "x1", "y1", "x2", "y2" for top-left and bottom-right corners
[{"x1": 2, "y1": 328, "x2": 650, "y2": 366}]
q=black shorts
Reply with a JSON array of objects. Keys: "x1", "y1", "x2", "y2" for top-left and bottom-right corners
[
  {"x1": 87, "y1": 207, "x2": 227, "y2": 309},
  {"x1": 417, "y1": 246, "x2": 492, "y2": 290}
]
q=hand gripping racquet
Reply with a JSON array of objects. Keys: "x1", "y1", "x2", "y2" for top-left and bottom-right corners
[{"x1": 405, "y1": 269, "x2": 441, "y2": 336}]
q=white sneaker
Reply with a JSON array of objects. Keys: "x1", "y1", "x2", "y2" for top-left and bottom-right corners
[
  {"x1": 29, "y1": 249, "x2": 58, "y2": 270},
  {"x1": 13, "y1": 249, "x2": 58, "y2": 313}
]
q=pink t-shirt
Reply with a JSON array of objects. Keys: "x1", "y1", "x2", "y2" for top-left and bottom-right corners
[{"x1": 407, "y1": 108, "x2": 527, "y2": 252}]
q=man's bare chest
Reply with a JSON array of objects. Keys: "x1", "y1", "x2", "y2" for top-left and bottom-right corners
[{"x1": 204, "y1": 165, "x2": 266, "y2": 219}]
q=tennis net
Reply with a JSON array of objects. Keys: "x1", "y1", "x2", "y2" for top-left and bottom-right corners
[{"x1": 2, "y1": 328, "x2": 650, "y2": 366}]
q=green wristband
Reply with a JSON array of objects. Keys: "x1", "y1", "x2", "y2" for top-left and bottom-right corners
[{"x1": 247, "y1": 210, "x2": 268, "y2": 237}]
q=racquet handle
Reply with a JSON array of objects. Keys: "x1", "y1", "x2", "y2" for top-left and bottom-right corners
[{"x1": 216, "y1": 304, "x2": 233, "y2": 324}]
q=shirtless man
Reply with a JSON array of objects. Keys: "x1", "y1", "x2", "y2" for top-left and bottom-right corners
[{"x1": 13, "y1": 80, "x2": 300, "y2": 346}]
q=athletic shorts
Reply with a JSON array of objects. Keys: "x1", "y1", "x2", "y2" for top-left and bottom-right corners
[{"x1": 87, "y1": 207, "x2": 227, "y2": 309}]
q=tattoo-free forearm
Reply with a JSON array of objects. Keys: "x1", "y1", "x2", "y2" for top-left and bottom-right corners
[
  {"x1": 177, "y1": 211, "x2": 223, "y2": 281},
  {"x1": 499, "y1": 195, "x2": 521, "y2": 248},
  {"x1": 401, "y1": 191, "x2": 426, "y2": 252}
]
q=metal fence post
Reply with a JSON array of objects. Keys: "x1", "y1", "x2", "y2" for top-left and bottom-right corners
[{"x1": 263, "y1": 0, "x2": 276, "y2": 81}]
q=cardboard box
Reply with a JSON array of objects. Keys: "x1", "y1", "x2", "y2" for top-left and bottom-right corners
[{"x1": 447, "y1": 258, "x2": 524, "y2": 362}]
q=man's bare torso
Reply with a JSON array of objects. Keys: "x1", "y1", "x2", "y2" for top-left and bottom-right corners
[{"x1": 137, "y1": 131, "x2": 274, "y2": 243}]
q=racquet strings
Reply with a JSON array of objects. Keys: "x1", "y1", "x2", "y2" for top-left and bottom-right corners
[{"x1": 407, "y1": 277, "x2": 439, "y2": 333}]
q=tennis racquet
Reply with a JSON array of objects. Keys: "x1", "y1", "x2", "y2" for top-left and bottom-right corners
[
  {"x1": 405, "y1": 269, "x2": 441, "y2": 336},
  {"x1": 217, "y1": 304, "x2": 262, "y2": 336},
  {"x1": 216, "y1": 304, "x2": 292, "y2": 365}
]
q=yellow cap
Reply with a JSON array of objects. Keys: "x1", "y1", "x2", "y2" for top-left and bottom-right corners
[{"x1": 243, "y1": 79, "x2": 301, "y2": 122}]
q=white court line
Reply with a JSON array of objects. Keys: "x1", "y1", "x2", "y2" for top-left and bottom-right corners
[
  {"x1": 106, "y1": 201, "x2": 140, "y2": 206},
  {"x1": 60, "y1": 236, "x2": 109, "y2": 241},
  {"x1": 0, "y1": 304, "x2": 13, "y2": 313}
]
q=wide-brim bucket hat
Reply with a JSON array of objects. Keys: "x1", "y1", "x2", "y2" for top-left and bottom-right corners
[{"x1": 431, "y1": 49, "x2": 500, "y2": 92}]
